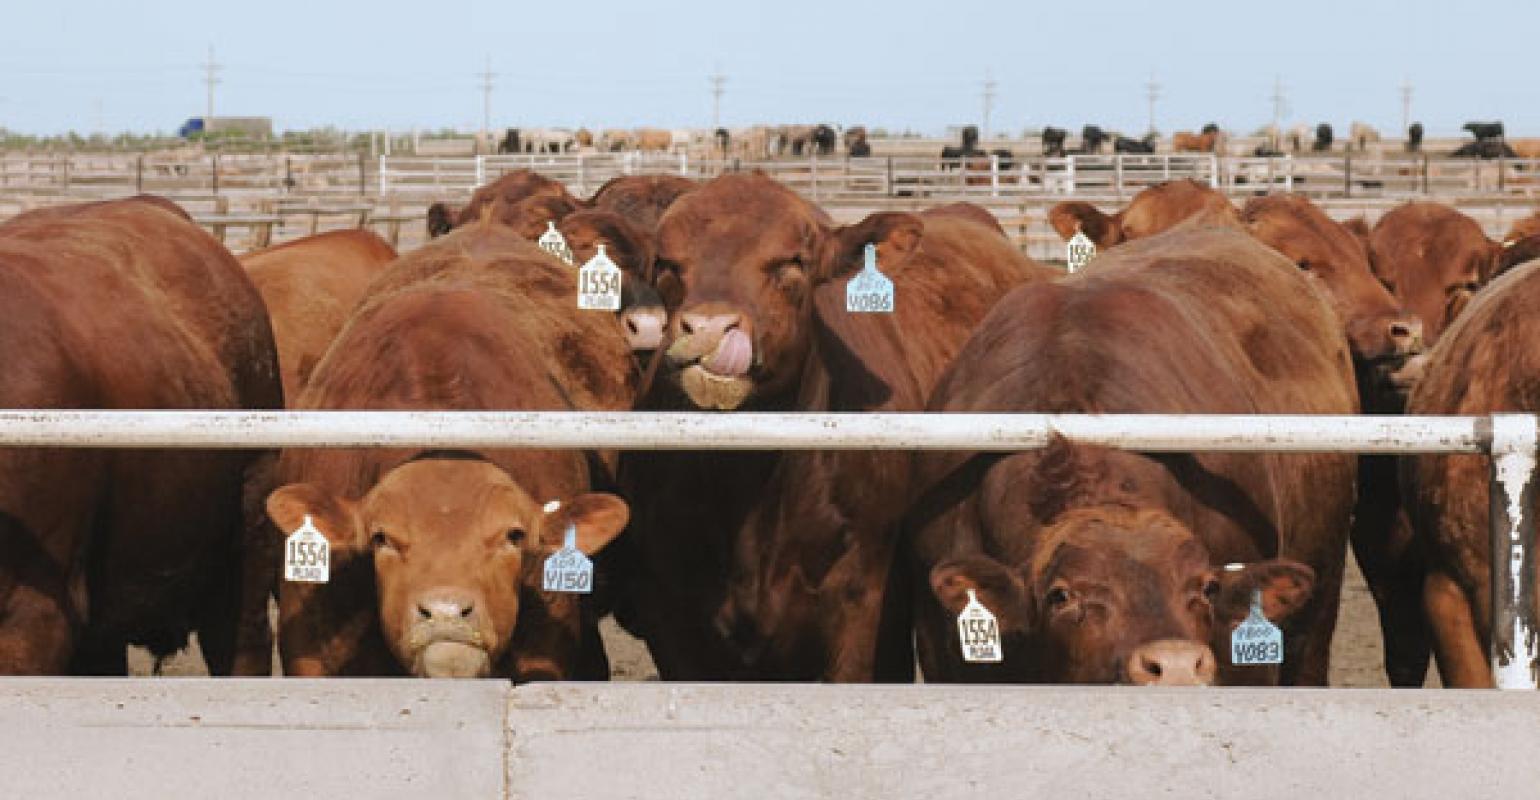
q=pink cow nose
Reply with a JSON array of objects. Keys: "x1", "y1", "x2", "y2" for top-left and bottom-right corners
[
  {"x1": 679, "y1": 311, "x2": 741, "y2": 339},
  {"x1": 621, "y1": 306, "x2": 666, "y2": 351},
  {"x1": 1125, "y1": 639, "x2": 1217, "y2": 686},
  {"x1": 415, "y1": 590, "x2": 477, "y2": 624}
]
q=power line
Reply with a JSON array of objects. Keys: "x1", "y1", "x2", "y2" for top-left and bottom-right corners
[
  {"x1": 202, "y1": 45, "x2": 221, "y2": 122},
  {"x1": 981, "y1": 69, "x2": 997, "y2": 140},
  {"x1": 710, "y1": 66, "x2": 726, "y2": 129},
  {"x1": 478, "y1": 56, "x2": 495, "y2": 147},
  {"x1": 1145, "y1": 71, "x2": 1161, "y2": 136}
]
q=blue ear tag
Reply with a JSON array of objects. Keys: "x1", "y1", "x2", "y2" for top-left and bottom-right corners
[
  {"x1": 1230, "y1": 589, "x2": 1283, "y2": 665},
  {"x1": 846, "y1": 243, "x2": 895, "y2": 313},
  {"x1": 542, "y1": 523, "x2": 593, "y2": 594}
]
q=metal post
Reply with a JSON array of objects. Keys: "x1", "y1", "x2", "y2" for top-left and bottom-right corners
[
  {"x1": 358, "y1": 151, "x2": 366, "y2": 197},
  {"x1": 990, "y1": 153, "x2": 1000, "y2": 198},
  {"x1": 810, "y1": 152, "x2": 819, "y2": 200},
  {"x1": 1489, "y1": 413, "x2": 1539, "y2": 690},
  {"x1": 1344, "y1": 153, "x2": 1352, "y2": 198},
  {"x1": 1113, "y1": 155, "x2": 1124, "y2": 199},
  {"x1": 211, "y1": 154, "x2": 219, "y2": 195},
  {"x1": 886, "y1": 156, "x2": 894, "y2": 198},
  {"x1": 135, "y1": 155, "x2": 143, "y2": 194}
]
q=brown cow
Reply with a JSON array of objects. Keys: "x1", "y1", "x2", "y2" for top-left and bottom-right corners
[
  {"x1": 589, "y1": 174, "x2": 698, "y2": 232},
  {"x1": 426, "y1": 169, "x2": 574, "y2": 237},
  {"x1": 912, "y1": 226, "x2": 1355, "y2": 686},
  {"x1": 1403, "y1": 259, "x2": 1540, "y2": 687},
  {"x1": 558, "y1": 209, "x2": 668, "y2": 353},
  {"x1": 1049, "y1": 180, "x2": 1239, "y2": 248},
  {"x1": 620, "y1": 177, "x2": 1052, "y2": 681},
  {"x1": 266, "y1": 222, "x2": 637, "y2": 679},
  {"x1": 0, "y1": 196, "x2": 282, "y2": 675},
  {"x1": 240, "y1": 229, "x2": 398, "y2": 400},
  {"x1": 634, "y1": 128, "x2": 673, "y2": 152},
  {"x1": 1171, "y1": 129, "x2": 1221, "y2": 153}
]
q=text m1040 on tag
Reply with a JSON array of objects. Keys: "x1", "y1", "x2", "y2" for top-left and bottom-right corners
[
  {"x1": 956, "y1": 589, "x2": 1003, "y2": 663},
  {"x1": 846, "y1": 243, "x2": 895, "y2": 314},
  {"x1": 543, "y1": 525, "x2": 594, "y2": 594},
  {"x1": 1230, "y1": 589, "x2": 1284, "y2": 665},
  {"x1": 1066, "y1": 230, "x2": 1096, "y2": 273},
  {"x1": 284, "y1": 515, "x2": 330, "y2": 584}
]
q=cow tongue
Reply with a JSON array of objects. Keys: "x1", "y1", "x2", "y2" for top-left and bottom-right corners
[{"x1": 702, "y1": 329, "x2": 752, "y2": 377}]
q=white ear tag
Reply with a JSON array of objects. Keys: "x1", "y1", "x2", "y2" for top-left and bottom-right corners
[
  {"x1": 543, "y1": 524, "x2": 594, "y2": 594},
  {"x1": 1230, "y1": 589, "x2": 1284, "y2": 665},
  {"x1": 956, "y1": 589, "x2": 1003, "y2": 663},
  {"x1": 538, "y1": 221, "x2": 575, "y2": 266},
  {"x1": 846, "y1": 242, "x2": 895, "y2": 313},
  {"x1": 283, "y1": 515, "x2": 330, "y2": 584},
  {"x1": 577, "y1": 244, "x2": 622, "y2": 311},
  {"x1": 1066, "y1": 229, "x2": 1096, "y2": 273}
]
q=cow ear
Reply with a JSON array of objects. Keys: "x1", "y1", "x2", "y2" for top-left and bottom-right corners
[
  {"x1": 266, "y1": 483, "x2": 363, "y2": 553},
  {"x1": 815, "y1": 212, "x2": 923, "y2": 284},
  {"x1": 1494, "y1": 233, "x2": 1540, "y2": 281},
  {"x1": 426, "y1": 202, "x2": 457, "y2": 237},
  {"x1": 1216, "y1": 559, "x2": 1315, "y2": 626},
  {"x1": 930, "y1": 556, "x2": 1030, "y2": 632},
  {"x1": 1048, "y1": 201, "x2": 1120, "y2": 248},
  {"x1": 541, "y1": 493, "x2": 629, "y2": 555}
]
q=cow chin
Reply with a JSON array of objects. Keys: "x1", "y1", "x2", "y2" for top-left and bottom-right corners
[
  {"x1": 413, "y1": 641, "x2": 492, "y2": 678},
  {"x1": 679, "y1": 364, "x2": 754, "y2": 410}
]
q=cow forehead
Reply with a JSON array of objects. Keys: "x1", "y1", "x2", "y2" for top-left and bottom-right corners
[
  {"x1": 364, "y1": 460, "x2": 539, "y2": 537},
  {"x1": 1031, "y1": 509, "x2": 1210, "y2": 585}
]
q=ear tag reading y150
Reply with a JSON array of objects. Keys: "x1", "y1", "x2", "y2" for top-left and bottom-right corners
[
  {"x1": 846, "y1": 242, "x2": 895, "y2": 313},
  {"x1": 1231, "y1": 589, "x2": 1284, "y2": 665},
  {"x1": 538, "y1": 221, "x2": 575, "y2": 266},
  {"x1": 543, "y1": 524, "x2": 593, "y2": 594},
  {"x1": 956, "y1": 588, "x2": 1002, "y2": 663},
  {"x1": 284, "y1": 514, "x2": 330, "y2": 584},
  {"x1": 1066, "y1": 229, "x2": 1096, "y2": 273},
  {"x1": 577, "y1": 244, "x2": 622, "y2": 311}
]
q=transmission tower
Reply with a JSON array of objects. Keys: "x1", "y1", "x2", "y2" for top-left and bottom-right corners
[
  {"x1": 710, "y1": 67, "x2": 726, "y2": 129},
  {"x1": 1145, "y1": 71, "x2": 1161, "y2": 136},
  {"x1": 1270, "y1": 75, "x2": 1288, "y2": 148},
  {"x1": 478, "y1": 56, "x2": 495, "y2": 150},
  {"x1": 202, "y1": 45, "x2": 221, "y2": 123},
  {"x1": 1400, "y1": 77, "x2": 1413, "y2": 134},
  {"x1": 981, "y1": 69, "x2": 997, "y2": 140}
]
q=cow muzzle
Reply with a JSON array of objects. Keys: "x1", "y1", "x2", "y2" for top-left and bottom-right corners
[
  {"x1": 666, "y1": 323, "x2": 755, "y2": 411},
  {"x1": 1124, "y1": 639, "x2": 1216, "y2": 687},
  {"x1": 403, "y1": 594, "x2": 493, "y2": 678}
]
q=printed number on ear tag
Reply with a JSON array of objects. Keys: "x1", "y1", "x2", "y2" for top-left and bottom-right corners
[
  {"x1": 1066, "y1": 230, "x2": 1096, "y2": 274},
  {"x1": 846, "y1": 243, "x2": 894, "y2": 313},
  {"x1": 543, "y1": 524, "x2": 593, "y2": 594},
  {"x1": 284, "y1": 515, "x2": 330, "y2": 584},
  {"x1": 577, "y1": 244, "x2": 622, "y2": 311},
  {"x1": 956, "y1": 589, "x2": 1002, "y2": 663},
  {"x1": 1231, "y1": 589, "x2": 1284, "y2": 665},
  {"x1": 538, "y1": 221, "x2": 575, "y2": 266}
]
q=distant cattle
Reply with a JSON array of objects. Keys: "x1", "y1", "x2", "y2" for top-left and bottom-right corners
[
  {"x1": 1041, "y1": 126, "x2": 1067, "y2": 157},
  {"x1": 1407, "y1": 123, "x2": 1424, "y2": 152},
  {"x1": 1114, "y1": 134, "x2": 1157, "y2": 154},
  {"x1": 267, "y1": 222, "x2": 637, "y2": 679},
  {"x1": 619, "y1": 175, "x2": 1053, "y2": 681},
  {"x1": 1403, "y1": 258, "x2": 1540, "y2": 687},
  {"x1": 1172, "y1": 124, "x2": 1223, "y2": 153},
  {"x1": 1313, "y1": 123, "x2": 1334, "y2": 152},
  {"x1": 0, "y1": 196, "x2": 282, "y2": 675},
  {"x1": 239, "y1": 229, "x2": 398, "y2": 401},
  {"x1": 1350, "y1": 122, "x2": 1380, "y2": 151},
  {"x1": 911, "y1": 226, "x2": 1355, "y2": 685}
]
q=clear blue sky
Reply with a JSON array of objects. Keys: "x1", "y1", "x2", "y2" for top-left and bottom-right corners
[{"x1": 0, "y1": 0, "x2": 1532, "y2": 137}]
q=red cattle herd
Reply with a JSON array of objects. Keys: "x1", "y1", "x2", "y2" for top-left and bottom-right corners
[{"x1": 2, "y1": 173, "x2": 1539, "y2": 690}]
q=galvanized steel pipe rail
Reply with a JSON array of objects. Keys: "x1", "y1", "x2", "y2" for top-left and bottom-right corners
[{"x1": 0, "y1": 409, "x2": 1531, "y2": 689}]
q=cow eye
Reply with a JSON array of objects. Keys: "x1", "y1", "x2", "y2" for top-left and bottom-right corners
[
  {"x1": 1045, "y1": 585, "x2": 1071, "y2": 609},
  {"x1": 1202, "y1": 578, "x2": 1221, "y2": 600},
  {"x1": 370, "y1": 531, "x2": 391, "y2": 550},
  {"x1": 504, "y1": 527, "x2": 527, "y2": 546},
  {"x1": 1296, "y1": 259, "x2": 1312, "y2": 271}
]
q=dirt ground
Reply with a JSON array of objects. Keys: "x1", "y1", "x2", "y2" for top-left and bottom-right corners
[{"x1": 131, "y1": 551, "x2": 1435, "y2": 687}]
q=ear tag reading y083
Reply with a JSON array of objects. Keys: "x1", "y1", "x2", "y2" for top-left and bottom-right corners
[
  {"x1": 956, "y1": 588, "x2": 1002, "y2": 663},
  {"x1": 538, "y1": 220, "x2": 575, "y2": 266},
  {"x1": 543, "y1": 524, "x2": 593, "y2": 594},
  {"x1": 846, "y1": 242, "x2": 895, "y2": 313},
  {"x1": 577, "y1": 244, "x2": 622, "y2": 312},
  {"x1": 284, "y1": 514, "x2": 330, "y2": 584},
  {"x1": 1231, "y1": 589, "x2": 1284, "y2": 665},
  {"x1": 1066, "y1": 229, "x2": 1096, "y2": 273}
]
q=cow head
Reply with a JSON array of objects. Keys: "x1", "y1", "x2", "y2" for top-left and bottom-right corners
[
  {"x1": 649, "y1": 173, "x2": 919, "y2": 411},
  {"x1": 559, "y1": 209, "x2": 667, "y2": 354},
  {"x1": 930, "y1": 506, "x2": 1314, "y2": 686},
  {"x1": 266, "y1": 457, "x2": 627, "y2": 679},
  {"x1": 1242, "y1": 196, "x2": 1424, "y2": 398}
]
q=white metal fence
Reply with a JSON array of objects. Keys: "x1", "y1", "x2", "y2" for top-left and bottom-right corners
[{"x1": 0, "y1": 408, "x2": 1532, "y2": 689}]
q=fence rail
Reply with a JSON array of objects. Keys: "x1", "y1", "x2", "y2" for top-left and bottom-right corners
[{"x1": 0, "y1": 408, "x2": 1532, "y2": 688}]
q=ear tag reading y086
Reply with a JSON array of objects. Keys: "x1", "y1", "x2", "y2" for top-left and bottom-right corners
[
  {"x1": 846, "y1": 242, "x2": 895, "y2": 313},
  {"x1": 577, "y1": 244, "x2": 622, "y2": 312},
  {"x1": 284, "y1": 514, "x2": 330, "y2": 584},
  {"x1": 1231, "y1": 589, "x2": 1284, "y2": 665},
  {"x1": 543, "y1": 524, "x2": 593, "y2": 594},
  {"x1": 1066, "y1": 229, "x2": 1096, "y2": 273},
  {"x1": 956, "y1": 588, "x2": 1003, "y2": 663},
  {"x1": 538, "y1": 220, "x2": 575, "y2": 266}
]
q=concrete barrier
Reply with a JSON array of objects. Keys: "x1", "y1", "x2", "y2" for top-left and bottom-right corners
[{"x1": 1, "y1": 680, "x2": 1538, "y2": 798}]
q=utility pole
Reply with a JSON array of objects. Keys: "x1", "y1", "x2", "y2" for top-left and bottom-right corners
[
  {"x1": 1400, "y1": 77, "x2": 1413, "y2": 134},
  {"x1": 1145, "y1": 71, "x2": 1161, "y2": 136},
  {"x1": 202, "y1": 45, "x2": 221, "y2": 124},
  {"x1": 981, "y1": 69, "x2": 997, "y2": 140},
  {"x1": 710, "y1": 66, "x2": 726, "y2": 129},
  {"x1": 478, "y1": 56, "x2": 496, "y2": 150}
]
